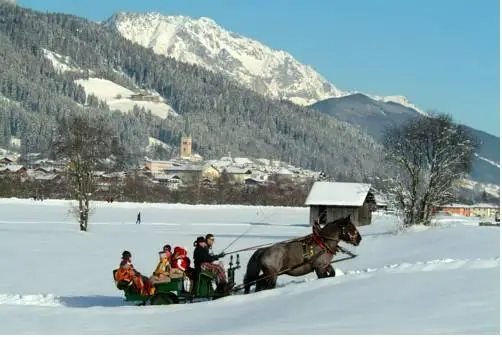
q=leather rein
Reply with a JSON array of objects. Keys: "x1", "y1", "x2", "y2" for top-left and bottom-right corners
[{"x1": 312, "y1": 224, "x2": 356, "y2": 256}]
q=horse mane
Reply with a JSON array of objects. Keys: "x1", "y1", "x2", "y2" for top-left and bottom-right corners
[{"x1": 321, "y1": 214, "x2": 351, "y2": 230}]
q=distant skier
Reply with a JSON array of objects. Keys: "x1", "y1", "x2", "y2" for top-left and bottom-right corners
[{"x1": 136, "y1": 211, "x2": 141, "y2": 225}]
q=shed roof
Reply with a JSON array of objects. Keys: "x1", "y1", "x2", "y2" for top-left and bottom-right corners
[
  {"x1": 1, "y1": 165, "x2": 26, "y2": 172},
  {"x1": 305, "y1": 181, "x2": 372, "y2": 207}
]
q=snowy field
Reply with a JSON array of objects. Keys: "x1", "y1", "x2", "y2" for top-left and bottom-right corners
[
  {"x1": 0, "y1": 198, "x2": 499, "y2": 334},
  {"x1": 74, "y1": 77, "x2": 178, "y2": 118}
]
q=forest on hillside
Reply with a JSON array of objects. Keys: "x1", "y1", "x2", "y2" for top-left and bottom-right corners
[{"x1": 0, "y1": 3, "x2": 386, "y2": 182}]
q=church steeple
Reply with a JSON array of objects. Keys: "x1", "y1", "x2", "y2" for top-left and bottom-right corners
[
  {"x1": 180, "y1": 118, "x2": 192, "y2": 158},
  {"x1": 183, "y1": 118, "x2": 190, "y2": 137}
]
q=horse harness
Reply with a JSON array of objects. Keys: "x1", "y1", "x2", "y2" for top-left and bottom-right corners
[
  {"x1": 301, "y1": 220, "x2": 358, "y2": 262},
  {"x1": 301, "y1": 231, "x2": 338, "y2": 263},
  {"x1": 232, "y1": 223, "x2": 357, "y2": 293}
]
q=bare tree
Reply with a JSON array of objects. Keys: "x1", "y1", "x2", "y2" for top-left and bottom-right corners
[
  {"x1": 383, "y1": 113, "x2": 478, "y2": 226},
  {"x1": 54, "y1": 114, "x2": 113, "y2": 231}
]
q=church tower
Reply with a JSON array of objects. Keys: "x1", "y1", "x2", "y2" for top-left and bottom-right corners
[{"x1": 180, "y1": 134, "x2": 192, "y2": 158}]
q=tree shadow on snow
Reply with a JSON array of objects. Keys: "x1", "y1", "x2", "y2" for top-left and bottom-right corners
[{"x1": 58, "y1": 295, "x2": 132, "y2": 308}]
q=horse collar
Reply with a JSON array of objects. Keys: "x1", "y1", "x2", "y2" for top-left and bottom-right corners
[{"x1": 312, "y1": 233, "x2": 334, "y2": 257}]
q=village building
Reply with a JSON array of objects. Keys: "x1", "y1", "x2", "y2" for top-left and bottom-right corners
[
  {"x1": 222, "y1": 167, "x2": 253, "y2": 182},
  {"x1": 374, "y1": 193, "x2": 389, "y2": 211},
  {"x1": 438, "y1": 203, "x2": 500, "y2": 218},
  {"x1": 129, "y1": 90, "x2": 161, "y2": 102},
  {"x1": 143, "y1": 160, "x2": 172, "y2": 175},
  {"x1": 305, "y1": 181, "x2": 377, "y2": 226},
  {"x1": 0, "y1": 157, "x2": 15, "y2": 165},
  {"x1": 162, "y1": 163, "x2": 218, "y2": 182},
  {"x1": 0, "y1": 165, "x2": 27, "y2": 175}
]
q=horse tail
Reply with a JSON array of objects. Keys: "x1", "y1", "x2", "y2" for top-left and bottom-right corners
[{"x1": 243, "y1": 248, "x2": 265, "y2": 294}]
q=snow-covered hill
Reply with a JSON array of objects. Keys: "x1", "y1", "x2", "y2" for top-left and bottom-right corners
[
  {"x1": 459, "y1": 178, "x2": 500, "y2": 198},
  {"x1": 74, "y1": 78, "x2": 178, "y2": 118},
  {"x1": 105, "y1": 12, "x2": 426, "y2": 113},
  {"x1": 105, "y1": 12, "x2": 344, "y2": 106},
  {"x1": 365, "y1": 94, "x2": 429, "y2": 116},
  {"x1": 42, "y1": 49, "x2": 86, "y2": 74},
  {"x1": 41, "y1": 48, "x2": 178, "y2": 118}
]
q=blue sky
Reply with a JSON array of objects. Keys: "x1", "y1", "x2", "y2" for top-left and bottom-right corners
[{"x1": 18, "y1": 0, "x2": 500, "y2": 136}]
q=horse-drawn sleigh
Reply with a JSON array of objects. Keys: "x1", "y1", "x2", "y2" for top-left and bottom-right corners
[
  {"x1": 112, "y1": 215, "x2": 362, "y2": 305},
  {"x1": 113, "y1": 254, "x2": 242, "y2": 305}
]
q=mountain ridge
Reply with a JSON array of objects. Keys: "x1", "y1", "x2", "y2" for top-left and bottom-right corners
[
  {"x1": 104, "y1": 11, "x2": 431, "y2": 115},
  {"x1": 310, "y1": 94, "x2": 500, "y2": 185},
  {"x1": 104, "y1": 12, "x2": 346, "y2": 106}
]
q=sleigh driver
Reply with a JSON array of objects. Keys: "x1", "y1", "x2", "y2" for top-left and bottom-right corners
[{"x1": 193, "y1": 234, "x2": 233, "y2": 293}]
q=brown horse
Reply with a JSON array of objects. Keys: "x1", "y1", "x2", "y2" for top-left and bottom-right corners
[{"x1": 243, "y1": 215, "x2": 361, "y2": 294}]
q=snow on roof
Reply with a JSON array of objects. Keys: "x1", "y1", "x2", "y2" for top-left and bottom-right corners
[
  {"x1": 246, "y1": 175, "x2": 268, "y2": 183},
  {"x1": 305, "y1": 181, "x2": 372, "y2": 207},
  {"x1": 33, "y1": 174, "x2": 59, "y2": 181},
  {"x1": 276, "y1": 167, "x2": 293, "y2": 175},
  {"x1": 256, "y1": 158, "x2": 271, "y2": 165},
  {"x1": 201, "y1": 163, "x2": 219, "y2": 171},
  {"x1": 202, "y1": 160, "x2": 226, "y2": 170},
  {"x1": 1, "y1": 165, "x2": 26, "y2": 172},
  {"x1": 152, "y1": 174, "x2": 171, "y2": 180},
  {"x1": 224, "y1": 166, "x2": 252, "y2": 174},
  {"x1": 233, "y1": 157, "x2": 253, "y2": 165},
  {"x1": 441, "y1": 203, "x2": 472, "y2": 208},
  {"x1": 441, "y1": 203, "x2": 499, "y2": 209},
  {"x1": 152, "y1": 173, "x2": 182, "y2": 181},
  {"x1": 34, "y1": 166, "x2": 55, "y2": 172},
  {"x1": 102, "y1": 172, "x2": 127, "y2": 178},
  {"x1": 471, "y1": 203, "x2": 500, "y2": 209},
  {"x1": 191, "y1": 154, "x2": 203, "y2": 161},
  {"x1": 165, "y1": 164, "x2": 202, "y2": 171}
]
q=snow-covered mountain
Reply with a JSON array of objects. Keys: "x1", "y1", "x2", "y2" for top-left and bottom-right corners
[
  {"x1": 365, "y1": 94, "x2": 428, "y2": 116},
  {"x1": 104, "y1": 12, "x2": 429, "y2": 112},
  {"x1": 105, "y1": 12, "x2": 426, "y2": 112},
  {"x1": 103, "y1": 12, "x2": 346, "y2": 106}
]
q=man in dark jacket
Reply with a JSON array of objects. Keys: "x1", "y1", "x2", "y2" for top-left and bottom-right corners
[{"x1": 193, "y1": 236, "x2": 228, "y2": 289}]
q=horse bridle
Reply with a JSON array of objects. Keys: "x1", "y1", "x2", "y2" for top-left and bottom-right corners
[{"x1": 316, "y1": 222, "x2": 359, "y2": 255}]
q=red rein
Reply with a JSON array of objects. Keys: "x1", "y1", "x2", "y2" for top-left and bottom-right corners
[{"x1": 311, "y1": 233, "x2": 333, "y2": 257}]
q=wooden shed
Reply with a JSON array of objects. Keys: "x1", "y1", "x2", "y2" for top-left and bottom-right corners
[{"x1": 305, "y1": 181, "x2": 377, "y2": 226}]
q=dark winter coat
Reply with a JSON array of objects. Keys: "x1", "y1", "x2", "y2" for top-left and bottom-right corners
[{"x1": 193, "y1": 245, "x2": 219, "y2": 272}]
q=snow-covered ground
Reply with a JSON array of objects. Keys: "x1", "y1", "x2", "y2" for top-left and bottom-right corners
[
  {"x1": 42, "y1": 49, "x2": 86, "y2": 74},
  {"x1": 0, "y1": 199, "x2": 499, "y2": 334},
  {"x1": 74, "y1": 77, "x2": 178, "y2": 118},
  {"x1": 41, "y1": 48, "x2": 178, "y2": 119}
]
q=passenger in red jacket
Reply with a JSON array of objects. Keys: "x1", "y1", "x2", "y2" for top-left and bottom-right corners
[
  {"x1": 171, "y1": 246, "x2": 192, "y2": 277},
  {"x1": 171, "y1": 246, "x2": 193, "y2": 292}
]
